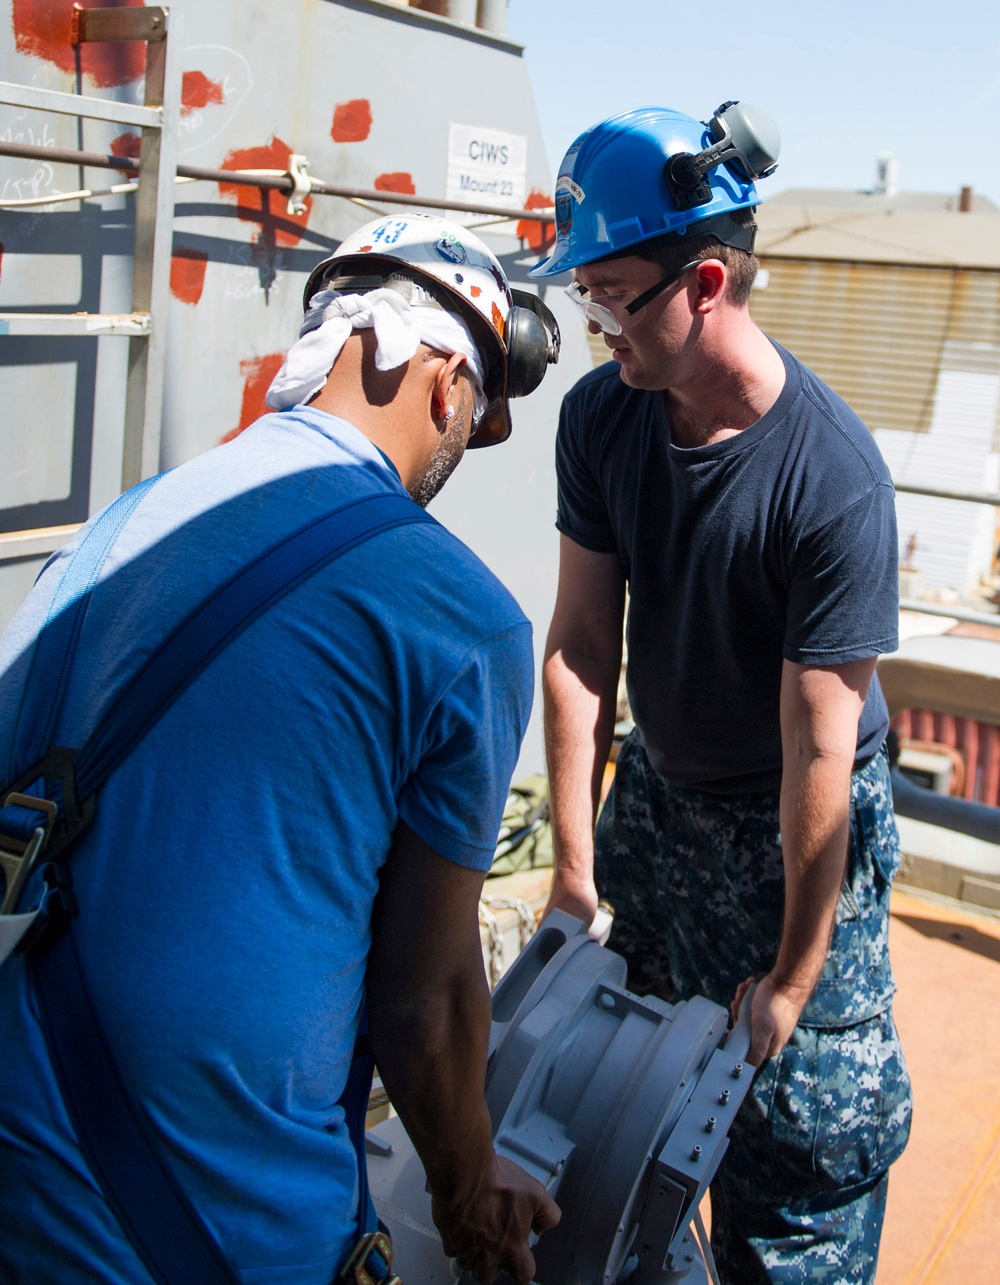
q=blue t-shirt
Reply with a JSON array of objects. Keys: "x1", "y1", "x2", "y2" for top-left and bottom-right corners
[
  {"x1": 0, "y1": 408, "x2": 533, "y2": 1283},
  {"x1": 556, "y1": 344, "x2": 898, "y2": 793}
]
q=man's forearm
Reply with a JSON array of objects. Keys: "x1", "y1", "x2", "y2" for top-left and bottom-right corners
[
  {"x1": 543, "y1": 644, "x2": 620, "y2": 892},
  {"x1": 740, "y1": 749, "x2": 854, "y2": 1065},
  {"x1": 541, "y1": 539, "x2": 625, "y2": 919},
  {"x1": 741, "y1": 657, "x2": 874, "y2": 1065},
  {"x1": 368, "y1": 827, "x2": 560, "y2": 1283},
  {"x1": 774, "y1": 749, "x2": 854, "y2": 1003},
  {"x1": 370, "y1": 953, "x2": 495, "y2": 1204}
]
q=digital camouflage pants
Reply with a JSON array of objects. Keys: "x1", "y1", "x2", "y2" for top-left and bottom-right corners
[{"x1": 594, "y1": 737, "x2": 913, "y2": 1285}]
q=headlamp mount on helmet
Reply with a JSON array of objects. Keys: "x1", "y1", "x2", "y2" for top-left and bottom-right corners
[
  {"x1": 529, "y1": 102, "x2": 780, "y2": 279},
  {"x1": 666, "y1": 100, "x2": 780, "y2": 212}
]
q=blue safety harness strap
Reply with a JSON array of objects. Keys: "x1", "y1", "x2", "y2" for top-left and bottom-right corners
[
  {"x1": 10, "y1": 476, "x2": 161, "y2": 776},
  {"x1": 31, "y1": 925, "x2": 238, "y2": 1285},
  {"x1": 8, "y1": 480, "x2": 431, "y2": 1284},
  {"x1": 346, "y1": 1007, "x2": 378, "y2": 1237},
  {"x1": 72, "y1": 491, "x2": 433, "y2": 804}
]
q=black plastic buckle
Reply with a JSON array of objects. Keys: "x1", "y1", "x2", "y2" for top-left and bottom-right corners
[
  {"x1": 14, "y1": 861, "x2": 79, "y2": 956},
  {"x1": 0, "y1": 746, "x2": 92, "y2": 952},
  {"x1": 0, "y1": 746, "x2": 94, "y2": 866},
  {"x1": 336, "y1": 1230, "x2": 400, "y2": 1285},
  {"x1": 0, "y1": 794, "x2": 57, "y2": 915},
  {"x1": 665, "y1": 153, "x2": 713, "y2": 211}
]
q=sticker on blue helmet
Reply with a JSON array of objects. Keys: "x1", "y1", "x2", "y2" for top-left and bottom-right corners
[
  {"x1": 555, "y1": 193, "x2": 573, "y2": 236},
  {"x1": 557, "y1": 178, "x2": 586, "y2": 205}
]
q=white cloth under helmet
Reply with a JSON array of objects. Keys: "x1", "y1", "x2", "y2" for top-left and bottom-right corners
[{"x1": 265, "y1": 287, "x2": 487, "y2": 417}]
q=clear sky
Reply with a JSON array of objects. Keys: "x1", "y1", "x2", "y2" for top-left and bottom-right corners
[{"x1": 506, "y1": 0, "x2": 1000, "y2": 207}]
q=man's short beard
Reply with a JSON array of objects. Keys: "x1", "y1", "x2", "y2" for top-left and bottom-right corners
[{"x1": 409, "y1": 382, "x2": 470, "y2": 509}]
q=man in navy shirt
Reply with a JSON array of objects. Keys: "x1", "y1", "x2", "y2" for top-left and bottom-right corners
[
  {"x1": 530, "y1": 105, "x2": 911, "y2": 1283},
  {"x1": 0, "y1": 214, "x2": 559, "y2": 1285}
]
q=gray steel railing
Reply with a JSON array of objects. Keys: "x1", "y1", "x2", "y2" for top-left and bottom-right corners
[{"x1": 895, "y1": 482, "x2": 1000, "y2": 628}]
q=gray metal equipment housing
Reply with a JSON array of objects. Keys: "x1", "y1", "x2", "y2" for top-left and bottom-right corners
[{"x1": 367, "y1": 910, "x2": 755, "y2": 1284}]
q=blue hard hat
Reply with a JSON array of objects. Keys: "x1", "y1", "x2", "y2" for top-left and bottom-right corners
[{"x1": 529, "y1": 102, "x2": 780, "y2": 278}]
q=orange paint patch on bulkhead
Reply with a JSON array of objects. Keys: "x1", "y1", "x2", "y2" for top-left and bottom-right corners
[
  {"x1": 109, "y1": 131, "x2": 141, "y2": 174},
  {"x1": 220, "y1": 353, "x2": 285, "y2": 442},
  {"x1": 373, "y1": 172, "x2": 415, "y2": 195},
  {"x1": 181, "y1": 70, "x2": 224, "y2": 116},
  {"x1": 13, "y1": 0, "x2": 146, "y2": 87},
  {"x1": 517, "y1": 188, "x2": 555, "y2": 254},
  {"x1": 331, "y1": 99, "x2": 372, "y2": 144},
  {"x1": 218, "y1": 138, "x2": 313, "y2": 249},
  {"x1": 170, "y1": 248, "x2": 209, "y2": 306}
]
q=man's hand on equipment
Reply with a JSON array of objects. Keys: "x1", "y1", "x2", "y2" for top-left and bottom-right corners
[
  {"x1": 731, "y1": 971, "x2": 810, "y2": 1066},
  {"x1": 541, "y1": 871, "x2": 598, "y2": 927},
  {"x1": 370, "y1": 826, "x2": 559, "y2": 1284},
  {"x1": 740, "y1": 658, "x2": 873, "y2": 1067},
  {"x1": 433, "y1": 1154, "x2": 561, "y2": 1285}
]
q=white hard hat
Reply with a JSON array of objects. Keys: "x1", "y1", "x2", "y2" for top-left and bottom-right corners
[{"x1": 303, "y1": 212, "x2": 559, "y2": 447}]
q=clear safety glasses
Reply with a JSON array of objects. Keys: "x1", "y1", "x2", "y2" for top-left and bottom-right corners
[{"x1": 564, "y1": 259, "x2": 702, "y2": 336}]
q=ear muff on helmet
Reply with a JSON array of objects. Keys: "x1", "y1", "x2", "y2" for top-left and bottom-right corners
[
  {"x1": 666, "y1": 101, "x2": 780, "y2": 213},
  {"x1": 467, "y1": 291, "x2": 561, "y2": 450},
  {"x1": 506, "y1": 290, "x2": 561, "y2": 399},
  {"x1": 531, "y1": 103, "x2": 779, "y2": 278}
]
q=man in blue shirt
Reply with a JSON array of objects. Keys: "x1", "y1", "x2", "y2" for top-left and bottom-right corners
[
  {"x1": 0, "y1": 213, "x2": 559, "y2": 1285},
  {"x1": 531, "y1": 105, "x2": 911, "y2": 1283}
]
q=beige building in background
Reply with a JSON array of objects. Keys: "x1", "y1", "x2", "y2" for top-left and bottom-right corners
[{"x1": 753, "y1": 189, "x2": 1000, "y2": 598}]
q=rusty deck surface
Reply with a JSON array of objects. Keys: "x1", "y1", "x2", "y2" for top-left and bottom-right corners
[{"x1": 878, "y1": 887, "x2": 1000, "y2": 1283}]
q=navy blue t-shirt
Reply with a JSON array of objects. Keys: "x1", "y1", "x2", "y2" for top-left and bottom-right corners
[{"x1": 556, "y1": 343, "x2": 898, "y2": 793}]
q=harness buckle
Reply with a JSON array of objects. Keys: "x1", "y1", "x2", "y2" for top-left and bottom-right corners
[
  {"x1": 0, "y1": 793, "x2": 57, "y2": 915},
  {"x1": 336, "y1": 1230, "x2": 401, "y2": 1285},
  {"x1": 0, "y1": 747, "x2": 93, "y2": 953},
  {"x1": 15, "y1": 861, "x2": 79, "y2": 956}
]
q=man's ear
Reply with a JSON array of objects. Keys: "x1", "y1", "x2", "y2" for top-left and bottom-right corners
[
  {"x1": 692, "y1": 259, "x2": 727, "y2": 312},
  {"x1": 430, "y1": 351, "x2": 469, "y2": 420}
]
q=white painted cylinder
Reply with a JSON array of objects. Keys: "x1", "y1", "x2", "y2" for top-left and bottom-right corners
[
  {"x1": 411, "y1": 0, "x2": 478, "y2": 24},
  {"x1": 476, "y1": 0, "x2": 509, "y2": 35}
]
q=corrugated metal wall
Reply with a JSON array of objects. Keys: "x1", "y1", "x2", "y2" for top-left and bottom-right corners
[
  {"x1": 747, "y1": 257, "x2": 1000, "y2": 593},
  {"x1": 749, "y1": 259, "x2": 1000, "y2": 440},
  {"x1": 875, "y1": 367, "x2": 1000, "y2": 593},
  {"x1": 749, "y1": 259, "x2": 1000, "y2": 594}
]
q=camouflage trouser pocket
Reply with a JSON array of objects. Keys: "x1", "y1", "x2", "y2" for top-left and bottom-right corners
[{"x1": 766, "y1": 1008, "x2": 912, "y2": 1189}]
